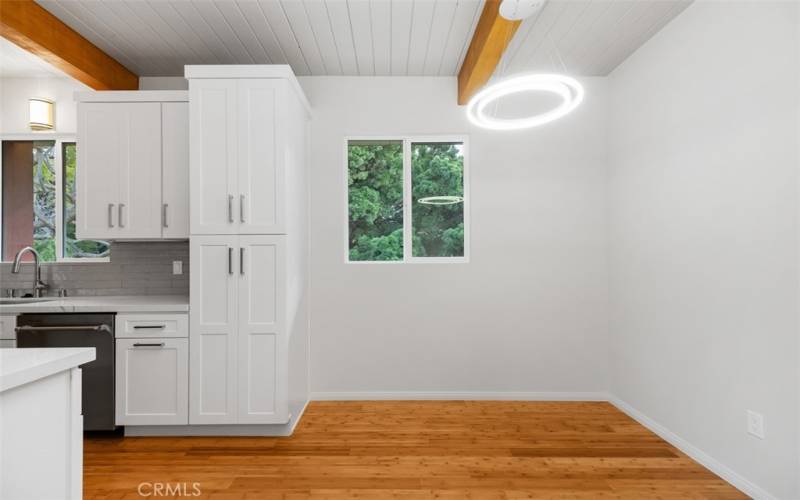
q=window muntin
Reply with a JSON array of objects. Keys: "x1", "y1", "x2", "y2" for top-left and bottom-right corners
[
  {"x1": 346, "y1": 137, "x2": 468, "y2": 263},
  {"x1": 1, "y1": 139, "x2": 109, "y2": 262}
]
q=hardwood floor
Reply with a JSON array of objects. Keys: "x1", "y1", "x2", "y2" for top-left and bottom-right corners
[{"x1": 84, "y1": 401, "x2": 747, "y2": 499}]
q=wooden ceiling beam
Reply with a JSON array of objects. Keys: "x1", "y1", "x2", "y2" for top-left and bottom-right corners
[
  {"x1": 457, "y1": 0, "x2": 521, "y2": 105},
  {"x1": 0, "y1": 0, "x2": 138, "y2": 90}
]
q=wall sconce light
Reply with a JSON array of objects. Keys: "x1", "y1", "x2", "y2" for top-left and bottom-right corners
[{"x1": 29, "y1": 98, "x2": 54, "y2": 130}]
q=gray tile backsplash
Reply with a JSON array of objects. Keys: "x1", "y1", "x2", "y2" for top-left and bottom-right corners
[{"x1": 0, "y1": 241, "x2": 189, "y2": 297}]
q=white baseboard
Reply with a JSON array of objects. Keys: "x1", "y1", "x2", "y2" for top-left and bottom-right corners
[
  {"x1": 310, "y1": 391, "x2": 610, "y2": 401},
  {"x1": 609, "y1": 396, "x2": 777, "y2": 500}
]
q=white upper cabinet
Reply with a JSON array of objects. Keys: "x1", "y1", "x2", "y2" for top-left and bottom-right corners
[
  {"x1": 78, "y1": 102, "x2": 162, "y2": 239},
  {"x1": 76, "y1": 92, "x2": 189, "y2": 240},
  {"x1": 189, "y1": 79, "x2": 238, "y2": 235},
  {"x1": 190, "y1": 76, "x2": 303, "y2": 235},
  {"x1": 162, "y1": 102, "x2": 190, "y2": 239},
  {"x1": 237, "y1": 80, "x2": 285, "y2": 234}
]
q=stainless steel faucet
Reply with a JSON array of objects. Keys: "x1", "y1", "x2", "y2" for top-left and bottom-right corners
[{"x1": 11, "y1": 246, "x2": 49, "y2": 298}]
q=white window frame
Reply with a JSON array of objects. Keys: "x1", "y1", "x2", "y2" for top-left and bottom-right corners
[
  {"x1": 0, "y1": 133, "x2": 109, "y2": 263},
  {"x1": 344, "y1": 135, "x2": 470, "y2": 264}
]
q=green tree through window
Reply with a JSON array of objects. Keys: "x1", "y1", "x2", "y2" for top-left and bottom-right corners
[{"x1": 347, "y1": 139, "x2": 466, "y2": 262}]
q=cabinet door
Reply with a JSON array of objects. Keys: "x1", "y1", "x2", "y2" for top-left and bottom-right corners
[
  {"x1": 115, "y1": 338, "x2": 188, "y2": 425},
  {"x1": 237, "y1": 235, "x2": 288, "y2": 423},
  {"x1": 162, "y1": 102, "x2": 190, "y2": 238},
  {"x1": 237, "y1": 79, "x2": 285, "y2": 234},
  {"x1": 76, "y1": 102, "x2": 122, "y2": 240},
  {"x1": 190, "y1": 79, "x2": 238, "y2": 235},
  {"x1": 117, "y1": 103, "x2": 163, "y2": 238},
  {"x1": 190, "y1": 235, "x2": 238, "y2": 424}
]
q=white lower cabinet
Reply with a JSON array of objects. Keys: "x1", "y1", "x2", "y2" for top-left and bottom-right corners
[
  {"x1": 190, "y1": 234, "x2": 287, "y2": 425},
  {"x1": 115, "y1": 337, "x2": 189, "y2": 426}
]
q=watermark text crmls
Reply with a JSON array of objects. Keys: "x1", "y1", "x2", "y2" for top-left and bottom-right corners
[{"x1": 137, "y1": 482, "x2": 202, "y2": 497}]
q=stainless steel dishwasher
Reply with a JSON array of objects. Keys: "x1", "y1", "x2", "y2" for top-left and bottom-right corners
[{"x1": 16, "y1": 313, "x2": 116, "y2": 431}]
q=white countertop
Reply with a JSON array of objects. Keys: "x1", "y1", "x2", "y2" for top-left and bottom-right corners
[
  {"x1": 0, "y1": 295, "x2": 189, "y2": 314},
  {"x1": 0, "y1": 348, "x2": 96, "y2": 392}
]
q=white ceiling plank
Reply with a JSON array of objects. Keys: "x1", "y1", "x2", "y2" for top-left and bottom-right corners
[
  {"x1": 101, "y1": 0, "x2": 186, "y2": 75},
  {"x1": 191, "y1": 1, "x2": 255, "y2": 65},
  {"x1": 389, "y1": 0, "x2": 413, "y2": 75},
  {"x1": 136, "y1": 1, "x2": 206, "y2": 68},
  {"x1": 370, "y1": 0, "x2": 391, "y2": 75},
  {"x1": 214, "y1": 1, "x2": 273, "y2": 64},
  {"x1": 406, "y1": 0, "x2": 436, "y2": 75},
  {"x1": 36, "y1": 0, "x2": 144, "y2": 75},
  {"x1": 168, "y1": 1, "x2": 237, "y2": 65},
  {"x1": 146, "y1": 1, "x2": 222, "y2": 66},
  {"x1": 444, "y1": 0, "x2": 482, "y2": 76},
  {"x1": 504, "y1": 1, "x2": 568, "y2": 75},
  {"x1": 347, "y1": 0, "x2": 375, "y2": 75},
  {"x1": 422, "y1": 0, "x2": 457, "y2": 76},
  {"x1": 33, "y1": 0, "x2": 691, "y2": 78},
  {"x1": 303, "y1": 0, "x2": 343, "y2": 75},
  {"x1": 235, "y1": 1, "x2": 289, "y2": 66},
  {"x1": 258, "y1": 0, "x2": 312, "y2": 75},
  {"x1": 281, "y1": 0, "x2": 327, "y2": 75},
  {"x1": 564, "y1": 0, "x2": 638, "y2": 75},
  {"x1": 601, "y1": 0, "x2": 691, "y2": 75},
  {"x1": 326, "y1": 0, "x2": 360, "y2": 75}
]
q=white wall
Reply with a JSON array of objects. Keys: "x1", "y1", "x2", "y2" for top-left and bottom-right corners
[
  {"x1": 300, "y1": 76, "x2": 609, "y2": 397},
  {"x1": 0, "y1": 77, "x2": 88, "y2": 134},
  {"x1": 608, "y1": 2, "x2": 799, "y2": 498}
]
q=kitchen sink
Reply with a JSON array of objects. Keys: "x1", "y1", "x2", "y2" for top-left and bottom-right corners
[{"x1": 0, "y1": 298, "x2": 58, "y2": 305}]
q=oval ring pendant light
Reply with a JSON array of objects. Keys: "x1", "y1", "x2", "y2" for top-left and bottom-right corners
[
  {"x1": 466, "y1": 73, "x2": 584, "y2": 131},
  {"x1": 418, "y1": 196, "x2": 464, "y2": 205}
]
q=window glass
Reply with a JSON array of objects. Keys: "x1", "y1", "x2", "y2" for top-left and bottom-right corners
[
  {"x1": 32, "y1": 141, "x2": 57, "y2": 261},
  {"x1": 1, "y1": 140, "x2": 109, "y2": 262},
  {"x1": 347, "y1": 140, "x2": 404, "y2": 261},
  {"x1": 411, "y1": 142, "x2": 465, "y2": 258},
  {"x1": 62, "y1": 142, "x2": 109, "y2": 259}
]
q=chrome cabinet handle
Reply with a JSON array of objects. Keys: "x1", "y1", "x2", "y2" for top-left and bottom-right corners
[
  {"x1": 240, "y1": 195, "x2": 245, "y2": 223},
  {"x1": 162, "y1": 203, "x2": 169, "y2": 228},
  {"x1": 108, "y1": 203, "x2": 115, "y2": 228},
  {"x1": 133, "y1": 342, "x2": 165, "y2": 348},
  {"x1": 133, "y1": 325, "x2": 165, "y2": 330},
  {"x1": 240, "y1": 247, "x2": 244, "y2": 275},
  {"x1": 118, "y1": 203, "x2": 125, "y2": 228},
  {"x1": 228, "y1": 195, "x2": 234, "y2": 223},
  {"x1": 228, "y1": 247, "x2": 233, "y2": 275}
]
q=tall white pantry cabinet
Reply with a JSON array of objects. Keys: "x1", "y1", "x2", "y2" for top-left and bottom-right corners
[{"x1": 186, "y1": 66, "x2": 311, "y2": 426}]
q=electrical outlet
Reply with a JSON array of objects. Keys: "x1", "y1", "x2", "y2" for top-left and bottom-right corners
[
  {"x1": 172, "y1": 260, "x2": 183, "y2": 275},
  {"x1": 746, "y1": 410, "x2": 765, "y2": 439}
]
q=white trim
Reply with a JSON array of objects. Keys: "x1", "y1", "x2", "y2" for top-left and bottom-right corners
[
  {"x1": 610, "y1": 396, "x2": 776, "y2": 500},
  {"x1": 74, "y1": 91, "x2": 188, "y2": 103},
  {"x1": 344, "y1": 135, "x2": 470, "y2": 264},
  {"x1": 184, "y1": 65, "x2": 311, "y2": 116},
  {"x1": 310, "y1": 391, "x2": 610, "y2": 401}
]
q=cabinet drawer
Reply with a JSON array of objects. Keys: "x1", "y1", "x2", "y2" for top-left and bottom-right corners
[
  {"x1": 116, "y1": 314, "x2": 188, "y2": 338},
  {"x1": 115, "y1": 338, "x2": 188, "y2": 426},
  {"x1": 0, "y1": 315, "x2": 17, "y2": 340}
]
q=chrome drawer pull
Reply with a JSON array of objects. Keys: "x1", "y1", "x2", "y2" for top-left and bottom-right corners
[
  {"x1": 133, "y1": 325, "x2": 165, "y2": 329},
  {"x1": 133, "y1": 342, "x2": 165, "y2": 348},
  {"x1": 108, "y1": 203, "x2": 115, "y2": 228}
]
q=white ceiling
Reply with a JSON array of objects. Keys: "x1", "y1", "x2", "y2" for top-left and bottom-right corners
[
  {"x1": 31, "y1": 0, "x2": 691, "y2": 78},
  {"x1": 0, "y1": 36, "x2": 69, "y2": 78}
]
